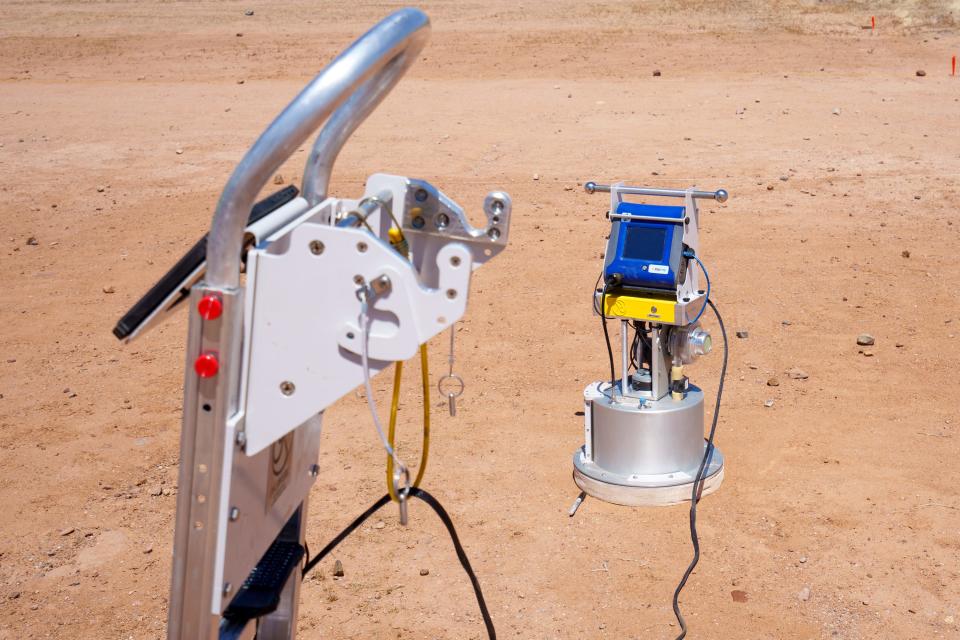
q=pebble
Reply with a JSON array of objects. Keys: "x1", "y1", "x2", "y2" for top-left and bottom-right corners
[
  {"x1": 273, "y1": 174, "x2": 284, "y2": 185},
  {"x1": 916, "y1": 70, "x2": 926, "y2": 77},
  {"x1": 798, "y1": 586, "x2": 810, "y2": 601},
  {"x1": 333, "y1": 559, "x2": 344, "y2": 577},
  {"x1": 532, "y1": 173, "x2": 540, "y2": 181},
  {"x1": 766, "y1": 184, "x2": 774, "y2": 191},
  {"x1": 142, "y1": 545, "x2": 153, "y2": 554},
  {"x1": 856, "y1": 333, "x2": 875, "y2": 346},
  {"x1": 652, "y1": 69, "x2": 661, "y2": 77},
  {"x1": 374, "y1": 520, "x2": 386, "y2": 529},
  {"x1": 244, "y1": 9, "x2": 254, "y2": 16},
  {"x1": 59, "y1": 527, "x2": 75, "y2": 536},
  {"x1": 763, "y1": 399, "x2": 774, "y2": 408},
  {"x1": 779, "y1": 175, "x2": 789, "y2": 181},
  {"x1": 175, "y1": 148, "x2": 183, "y2": 155},
  {"x1": 859, "y1": 349, "x2": 874, "y2": 357},
  {"x1": 945, "y1": 615, "x2": 954, "y2": 624},
  {"x1": 832, "y1": 107, "x2": 841, "y2": 116},
  {"x1": 786, "y1": 368, "x2": 809, "y2": 380},
  {"x1": 767, "y1": 377, "x2": 780, "y2": 387},
  {"x1": 419, "y1": 568, "x2": 429, "y2": 576},
  {"x1": 781, "y1": 320, "x2": 792, "y2": 326},
  {"x1": 26, "y1": 236, "x2": 39, "y2": 246},
  {"x1": 901, "y1": 249, "x2": 910, "y2": 258},
  {"x1": 150, "y1": 485, "x2": 163, "y2": 496},
  {"x1": 736, "y1": 330, "x2": 749, "y2": 339},
  {"x1": 799, "y1": 555, "x2": 808, "y2": 563},
  {"x1": 96, "y1": 186, "x2": 105, "y2": 193},
  {"x1": 102, "y1": 286, "x2": 115, "y2": 294}
]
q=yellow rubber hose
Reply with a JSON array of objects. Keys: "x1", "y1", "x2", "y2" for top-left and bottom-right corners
[
  {"x1": 386, "y1": 343, "x2": 431, "y2": 502},
  {"x1": 414, "y1": 343, "x2": 431, "y2": 488}
]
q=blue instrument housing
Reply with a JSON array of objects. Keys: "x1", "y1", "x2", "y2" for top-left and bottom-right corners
[{"x1": 603, "y1": 201, "x2": 685, "y2": 291}]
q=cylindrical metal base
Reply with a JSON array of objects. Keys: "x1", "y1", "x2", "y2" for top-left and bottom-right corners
[
  {"x1": 573, "y1": 448, "x2": 723, "y2": 506},
  {"x1": 573, "y1": 381, "x2": 724, "y2": 506}
]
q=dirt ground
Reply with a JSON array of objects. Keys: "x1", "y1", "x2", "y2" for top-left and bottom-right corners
[{"x1": 2, "y1": 1, "x2": 959, "y2": 638}]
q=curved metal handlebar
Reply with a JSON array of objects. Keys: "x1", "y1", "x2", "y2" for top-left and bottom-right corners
[
  {"x1": 301, "y1": 51, "x2": 412, "y2": 205},
  {"x1": 585, "y1": 181, "x2": 728, "y2": 203},
  {"x1": 206, "y1": 8, "x2": 430, "y2": 288}
]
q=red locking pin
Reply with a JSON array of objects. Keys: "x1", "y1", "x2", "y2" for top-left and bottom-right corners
[
  {"x1": 197, "y1": 295, "x2": 223, "y2": 321},
  {"x1": 194, "y1": 352, "x2": 219, "y2": 378}
]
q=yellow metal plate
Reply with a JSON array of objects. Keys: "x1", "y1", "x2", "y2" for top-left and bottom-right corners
[{"x1": 602, "y1": 293, "x2": 676, "y2": 323}]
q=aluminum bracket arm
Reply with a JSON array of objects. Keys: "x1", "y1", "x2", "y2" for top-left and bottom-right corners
[{"x1": 207, "y1": 8, "x2": 429, "y2": 289}]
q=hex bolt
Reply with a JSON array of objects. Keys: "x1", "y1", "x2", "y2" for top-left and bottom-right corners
[
  {"x1": 487, "y1": 227, "x2": 501, "y2": 240},
  {"x1": 371, "y1": 275, "x2": 391, "y2": 295},
  {"x1": 280, "y1": 381, "x2": 296, "y2": 396},
  {"x1": 309, "y1": 240, "x2": 325, "y2": 255},
  {"x1": 435, "y1": 213, "x2": 450, "y2": 229}
]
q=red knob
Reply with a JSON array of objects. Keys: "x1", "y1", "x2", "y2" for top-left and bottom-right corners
[
  {"x1": 198, "y1": 295, "x2": 223, "y2": 320},
  {"x1": 194, "y1": 352, "x2": 219, "y2": 378}
]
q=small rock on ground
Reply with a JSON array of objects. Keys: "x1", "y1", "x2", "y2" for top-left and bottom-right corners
[
  {"x1": 419, "y1": 568, "x2": 429, "y2": 576},
  {"x1": 798, "y1": 586, "x2": 811, "y2": 601},
  {"x1": 736, "y1": 330, "x2": 749, "y2": 339},
  {"x1": 333, "y1": 559, "x2": 344, "y2": 577},
  {"x1": 856, "y1": 333, "x2": 875, "y2": 346},
  {"x1": 786, "y1": 368, "x2": 809, "y2": 380},
  {"x1": 767, "y1": 377, "x2": 780, "y2": 387}
]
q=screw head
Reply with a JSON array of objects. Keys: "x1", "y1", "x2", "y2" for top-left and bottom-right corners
[
  {"x1": 446, "y1": 289, "x2": 457, "y2": 299},
  {"x1": 356, "y1": 241, "x2": 368, "y2": 253},
  {"x1": 280, "y1": 381, "x2": 295, "y2": 396},
  {"x1": 309, "y1": 240, "x2": 324, "y2": 255}
]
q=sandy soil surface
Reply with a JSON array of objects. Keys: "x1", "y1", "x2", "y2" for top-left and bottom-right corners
[{"x1": 2, "y1": 1, "x2": 959, "y2": 638}]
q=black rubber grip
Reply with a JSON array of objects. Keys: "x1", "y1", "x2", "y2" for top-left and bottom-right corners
[{"x1": 112, "y1": 185, "x2": 299, "y2": 340}]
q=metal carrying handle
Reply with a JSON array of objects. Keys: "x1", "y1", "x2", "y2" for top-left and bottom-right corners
[
  {"x1": 206, "y1": 8, "x2": 430, "y2": 289},
  {"x1": 584, "y1": 181, "x2": 728, "y2": 203}
]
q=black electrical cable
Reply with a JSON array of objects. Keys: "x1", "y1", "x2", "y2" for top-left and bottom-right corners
[
  {"x1": 302, "y1": 488, "x2": 496, "y2": 640},
  {"x1": 671, "y1": 298, "x2": 728, "y2": 640},
  {"x1": 599, "y1": 282, "x2": 617, "y2": 388}
]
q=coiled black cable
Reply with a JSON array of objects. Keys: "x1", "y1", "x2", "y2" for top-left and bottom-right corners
[
  {"x1": 302, "y1": 488, "x2": 496, "y2": 639},
  {"x1": 671, "y1": 298, "x2": 728, "y2": 639}
]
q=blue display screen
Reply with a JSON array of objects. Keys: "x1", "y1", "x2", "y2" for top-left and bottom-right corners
[{"x1": 622, "y1": 226, "x2": 666, "y2": 261}]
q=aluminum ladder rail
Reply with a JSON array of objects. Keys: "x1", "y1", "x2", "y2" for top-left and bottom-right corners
[{"x1": 167, "y1": 9, "x2": 430, "y2": 639}]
